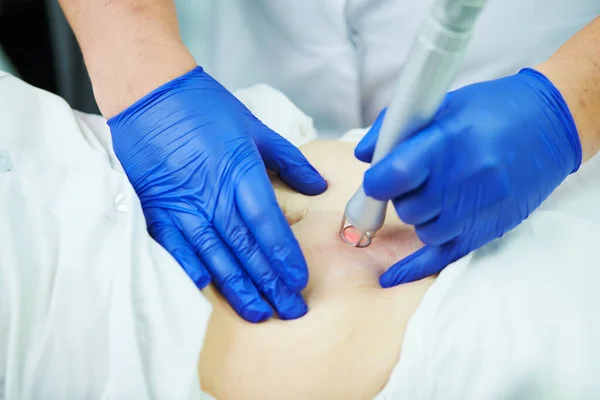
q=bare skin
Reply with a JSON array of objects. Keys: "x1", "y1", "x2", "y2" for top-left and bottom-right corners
[
  {"x1": 198, "y1": 141, "x2": 434, "y2": 399},
  {"x1": 536, "y1": 15, "x2": 600, "y2": 162},
  {"x1": 57, "y1": 0, "x2": 196, "y2": 117}
]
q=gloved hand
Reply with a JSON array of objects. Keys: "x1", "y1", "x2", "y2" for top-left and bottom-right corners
[
  {"x1": 355, "y1": 68, "x2": 582, "y2": 287},
  {"x1": 108, "y1": 67, "x2": 327, "y2": 322}
]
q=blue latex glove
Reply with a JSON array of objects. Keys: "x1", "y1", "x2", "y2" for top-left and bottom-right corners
[
  {"x1": 108, "y1": 67, "x2": 327, "y2": 322},
  {"x1": 355, "y1": 68, "x2": 582, "y2": 287}
]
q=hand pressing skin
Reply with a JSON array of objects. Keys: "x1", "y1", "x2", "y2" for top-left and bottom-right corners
[
  {"x1": 60, "y1": 0, "x2": 329, "y2": 322},
  {"x1": 356, "y1": 68, "x2": 582, "y2": 286},
  {"x1": 109, "y1": 68, "x2": 327, "y2": 322}
]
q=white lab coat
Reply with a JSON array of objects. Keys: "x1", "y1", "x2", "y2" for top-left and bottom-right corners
[{"x1": 176, "y1": 0, "x2": 600, "y2": 137}]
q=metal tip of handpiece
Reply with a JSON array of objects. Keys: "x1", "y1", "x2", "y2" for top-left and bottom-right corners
[{"x1": 339, "y1": 216, "x2": 373, "y2": 248}]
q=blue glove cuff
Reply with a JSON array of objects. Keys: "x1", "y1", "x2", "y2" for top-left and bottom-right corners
[
  {"x1": 108, "y1": 66, "x2": 205, "y2": 129},
  {"x1": 518, "y1": 68, "x2": 582, "y2": 174}
]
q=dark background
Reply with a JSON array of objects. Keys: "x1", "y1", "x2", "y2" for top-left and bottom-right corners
[{"x1": 0, "y1": 0, "x2": 99, "y2": 113}]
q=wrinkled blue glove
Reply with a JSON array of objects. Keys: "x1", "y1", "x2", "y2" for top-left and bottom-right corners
[
  {"x1": 108, "y1": 66, "x2": 327, "y2": 322},
  {"x1": 355, "y1": 68, "x2": 582, "y2": 287}
]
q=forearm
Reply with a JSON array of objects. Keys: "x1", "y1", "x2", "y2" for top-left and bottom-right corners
[
  {"x1": 535, "y1": 15, "x2": 600, "y2": 162},
  {"x1": 59, "y1": 0, "x2": 196, "y2": 117}
]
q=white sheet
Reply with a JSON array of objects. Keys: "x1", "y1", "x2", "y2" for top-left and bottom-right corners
[{"x1": 0, "y1": 74, "x2": 213, "y2": 399}]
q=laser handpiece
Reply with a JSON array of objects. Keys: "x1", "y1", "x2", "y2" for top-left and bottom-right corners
[{"x1": 340, "y1": 0, "x2": 489, "y2": 248}]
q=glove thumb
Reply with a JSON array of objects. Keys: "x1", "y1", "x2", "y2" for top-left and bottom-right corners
[
  {"x1": 355, "y1": 108, "x2": 387, "y2": 163},
  {"x1": 255, "y1": 125, "x2": 327, "y2": 196},
  {"x1": 380, "y1": 242, "x2": 460, "y2": 287}
]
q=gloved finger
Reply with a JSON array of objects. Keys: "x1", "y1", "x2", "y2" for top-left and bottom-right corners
[
  {"x1": 178, "y1": 213, "x2": 273, "y2": 323},
  {"x1": 146, "y1": 208, "x2": 211, "y2": 288},
  {"x1": 412, "y1": 167, "x2": 511, "y2": 246},
  {"x1": 380, "y1": 242, "x2": 459, "y2": 287},
  {"x1": 354, "y1": 108, "x2": 387, "y2": 163},
  {"x1": 444, "y1": 165, "x2": 512, "y2": 225},
  {"x1": 363, "y1": 123, "x2": 443, "y2": 201},
  {"x1": 244, "y1": 262, "x2": 308, "y2": 320},
  {"x1": 218, "y1": 205, "x2": 308, "y2": 320},
  {"x1": 255, "y1": 126, "x2": 327, "y2": 196},
  {"x1": 392, "y1": 184, "x2": 443, "y2": 226},
  {"x1": 414, "y1": 212, "x2": 464, "y2": 246},
  {"x1": 236, "y1": 164, "x2": 309, "y2": 292}
]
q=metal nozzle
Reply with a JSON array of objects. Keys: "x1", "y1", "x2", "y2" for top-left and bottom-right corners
[
  {"x1": 338, "y1": 188, "x2": 385, "y2": 248},
  {"x1": 339, "y1": 216, "x2": 373, "y2": 248}
]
